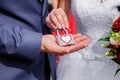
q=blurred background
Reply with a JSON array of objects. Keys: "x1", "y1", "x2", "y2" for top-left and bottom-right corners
[
  {"x1": 48, "y1": 0, "x2": 52, "y2": 4},
  {"x1": 48, "y1": 0, "x2": 52, "y2": 12}
]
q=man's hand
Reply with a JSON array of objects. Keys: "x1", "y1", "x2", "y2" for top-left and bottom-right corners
[
  {"x1": 40, "y1": 34, "x2": 90, "y2": 55},
  {"x1": 46, "y1": 8, "x2": 69, "y2": 31}
]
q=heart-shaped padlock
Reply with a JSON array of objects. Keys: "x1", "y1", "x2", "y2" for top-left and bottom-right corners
[{"x1": 56, "y1": 28, "x2": 75, "y2": 46}]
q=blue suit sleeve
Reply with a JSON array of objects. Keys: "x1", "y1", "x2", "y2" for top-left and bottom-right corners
[{"x1": 0, "y1": 24, "x2": 42, "y2": 61}]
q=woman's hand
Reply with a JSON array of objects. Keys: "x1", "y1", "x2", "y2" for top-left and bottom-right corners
[{"x1": 46, "y1": 8, "x2": 69, "y2": 31}]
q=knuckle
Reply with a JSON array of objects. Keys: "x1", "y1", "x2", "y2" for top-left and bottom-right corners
[
  {"x1": 76, "y1": 34, "x2": 82, "y2": 37},
  {"x1": 46, "y1": 18, "x2": 49, "y2": 22},
  {"x1": 53, "y1": 20, "x2": 58, "y2": 24},
  {"x1": 50, "y1": 13, "x2": 54, "y2": 17},
  {"x1": 83, "y1": 42, "x2": 89, "y2": 47}
]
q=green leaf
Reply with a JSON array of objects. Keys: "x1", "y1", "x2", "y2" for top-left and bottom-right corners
[
  {"x1": 100, "y1": 44, "x2": 108, "y2": 48},
  {"x1": 114, "y1": 68, "x2": 120, "y2": 77},
  {"x1": 110, "y1": 30, "x2": 116, "y2": 36},
  {"x1": 105, "y1": 52, "x2": 114, "y2": 56},
  {"x1": 99, "y1": 36, "x2": 110, "y2": 41}
]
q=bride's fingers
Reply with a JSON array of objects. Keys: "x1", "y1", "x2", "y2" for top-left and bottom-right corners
[
  {"x1": 46, "y1": 8, "x2": 69, "y2": 30},
  {"x1": 54, "y1": 8, "x2": 69, "y2": 28},
  {"x1": 50, "y1": 13, "x2": 62, "y2": 29},
  {"x1": 60, "y1": 11, "x2": 69, "y2": 28},
  {"x1": 58, "y1": 8, "x2": 69, "y2": 28},
  {"x1": 54, "y1": 12, "x2": 65, "y2": 28},
  {"x1": 46, "y1": 16, "x2": 57, "y2": 30}
]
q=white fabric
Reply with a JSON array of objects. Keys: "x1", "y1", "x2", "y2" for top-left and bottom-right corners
[{"x1": 57, "y1": 0, "x2": 120, "y2": 80}]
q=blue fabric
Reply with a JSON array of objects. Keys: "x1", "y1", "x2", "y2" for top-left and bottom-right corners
[{"x1": 0, "y1": 0, "x2": 56, "y2": 80}]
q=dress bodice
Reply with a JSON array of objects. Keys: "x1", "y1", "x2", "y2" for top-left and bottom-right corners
[
  {"x1": 72, "y1": 0, "x2": 120, "y2": 39},
  {"x1": 71, "y1": 0, "x2": 120, "y2": 58}
]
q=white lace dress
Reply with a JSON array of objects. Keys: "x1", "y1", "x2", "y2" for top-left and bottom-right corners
[{"x1": 57, "y1": 0, "x2": 120, "y2": 80}]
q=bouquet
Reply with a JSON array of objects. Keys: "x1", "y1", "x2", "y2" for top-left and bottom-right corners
[{"x1": 99, "y1": 16, "x2": 120, "y2": 76}]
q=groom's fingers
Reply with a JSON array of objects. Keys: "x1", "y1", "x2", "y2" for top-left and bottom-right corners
[
  {"x1": 68, "y1": 34, "x2": 90, "y2": 53},
  {"x1": 55, "y1": 39, "x2": 90, "y2": 55},
  {"x1": 74, "y1": 34, "x2": 88, "y2": 43},
  {"x1": 69, "y1": 39, "x2": 90, "y2": 53},
  {"x1": 56, "y1": 34, "x2": 90, "y2": 55}
]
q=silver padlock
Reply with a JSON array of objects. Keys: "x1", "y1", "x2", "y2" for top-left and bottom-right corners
[{"x1": 56, "y1": 28, "x2": 75, "y2": 46}]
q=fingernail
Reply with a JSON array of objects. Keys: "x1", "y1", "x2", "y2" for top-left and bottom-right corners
[
  {"x1": 58, "y1": 25, "x2": 62, "y2": 29},
  {"x1": 66, "y1": 26, "x2": 69, "y2": 28},
  {"x1": 61, "y1": 24, "x2": 65, "y2": 28}
]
